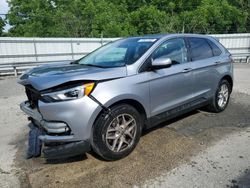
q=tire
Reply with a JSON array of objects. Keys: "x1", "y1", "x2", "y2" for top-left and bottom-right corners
[
  {"x1": 206, "y1": 79, "x2": 231, "y2": 113},
  {"x1": 91, "y1": 104, "x2": 142, "y2": 161}
]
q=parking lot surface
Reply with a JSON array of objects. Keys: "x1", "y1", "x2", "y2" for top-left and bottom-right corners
[{"x1": 0, "y1": 64, "x2": 249, "y2": 188}]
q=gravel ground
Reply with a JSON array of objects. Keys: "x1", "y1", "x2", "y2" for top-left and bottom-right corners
[
  {"x1": 0, "y1": 77, "x2": 26, "y2": 188},
  {"x1": 233, "y1": 63, "x2": 250, "y2": 94},
  {"x1": 0, "y1": 63, "x2": 249, "y2": 188},
  {"x1": 143, "y1": 127, "x2": 250, "y2": 188}
]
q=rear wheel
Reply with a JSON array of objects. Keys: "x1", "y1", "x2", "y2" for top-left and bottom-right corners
[
  {"x1": 207, "y1": 79, "x2": 231, "y2": 112},
  {"x1": 91, "y1": 104, "x2": 142, "y2": 161}
]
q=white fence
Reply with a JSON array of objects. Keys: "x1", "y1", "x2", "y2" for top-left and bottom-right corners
[
  {"x1": 0, "y1": 33, "x2": 249, "y2": 76},
  {"x1": 0, "y1": 37, "x2": 118, "y2": 64},
  {"x1": 212, "y1": 33, "x2": 250, "y2": 62}
]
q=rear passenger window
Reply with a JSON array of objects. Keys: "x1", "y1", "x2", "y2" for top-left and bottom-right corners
[
  {"x1": 206, "y1": 39, "x2": 222, "y2": 56},
  {"x1": 188, "y1": 38, "x2": 213, "y2": 61}
]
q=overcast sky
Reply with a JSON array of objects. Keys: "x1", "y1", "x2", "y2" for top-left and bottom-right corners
[
  {"x1": 0, "y1": 0, "x2": 10, "y2": 31},
  {"x1": 0, "y1": 0, "x2": 9, "y2": 14}
]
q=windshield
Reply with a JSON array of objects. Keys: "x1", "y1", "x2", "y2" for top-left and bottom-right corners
[{"x1": 77, "y1": 38, "x2": 158, "y2": 68}]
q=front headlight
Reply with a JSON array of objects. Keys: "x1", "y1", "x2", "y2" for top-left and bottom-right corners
[{"x1": 42, "y1": 83, "x2": 95, "y2": 102}]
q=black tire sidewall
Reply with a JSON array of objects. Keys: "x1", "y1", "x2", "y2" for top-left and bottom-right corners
[
  {"x1": 214, "y1": 79, "x2": 231, "y2": 112},
  {"x1": 92, "y1": 104, "x2": 142, "y2": 161}
]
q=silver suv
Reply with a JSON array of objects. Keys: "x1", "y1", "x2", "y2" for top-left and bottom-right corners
[{"x1": 19, "y1": 34, "x2": 233, "y2": 160}]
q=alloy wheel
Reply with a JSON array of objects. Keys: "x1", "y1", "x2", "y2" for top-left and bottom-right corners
[
  {"x1": 105, "y1": 113, "x2": 137, "y2": 152},
  {"x1": 217, "y1": 83, "x2": 229, "y2": 108}
]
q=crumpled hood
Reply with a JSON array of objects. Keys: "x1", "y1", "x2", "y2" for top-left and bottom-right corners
[{"x1": 18, "y1": 61, "x2": 127, "y2": 91}]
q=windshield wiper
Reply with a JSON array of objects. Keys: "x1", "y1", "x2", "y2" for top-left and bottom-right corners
[
  {"x1": 81, "y1": 64, "x2": 105, "y2": 68},
  {"x1": 70, "y1": 59, "x2": 79, "y2": 64}
]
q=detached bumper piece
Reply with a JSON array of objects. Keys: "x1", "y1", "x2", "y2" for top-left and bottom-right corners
[
  {"x1": 27, "y1": 124, "x2": 44, "y2": 159},
  {"x1": 43, "y1": 140, "x2": 90, "y2": 159}
]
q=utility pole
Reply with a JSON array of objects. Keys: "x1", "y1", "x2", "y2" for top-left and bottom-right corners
[
  {"x1": 100, "y1": 31, "x2": 103, "y2": 46},
  {"x1": 182, "y1": 21, "x2": 185, "y2": 33}
]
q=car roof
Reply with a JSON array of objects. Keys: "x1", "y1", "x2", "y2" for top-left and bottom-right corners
[{"x1": 129, "y1": 33, "x2": 214, "y2": 40}]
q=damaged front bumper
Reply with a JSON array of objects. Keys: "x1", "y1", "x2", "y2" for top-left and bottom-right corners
[
  {"x1": 20, "y1": 101, "x2": 91, "y2": 159},
  {"x1": 20, "y1": 101, "x2": 70, "y2": 135}
]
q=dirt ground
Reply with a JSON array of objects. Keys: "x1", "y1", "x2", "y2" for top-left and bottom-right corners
[{"x1": 0, "y1": 64, "x2": 250, "y2": 188}]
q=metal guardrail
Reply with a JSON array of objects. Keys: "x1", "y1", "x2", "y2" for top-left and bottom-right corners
[
  {"x1": 231, "y1": 53, "x2": 250, "y2": 63},
  {"x1": 0, "y1": 52, "x2": 88, "y2": 76},
  {"x1": 0, "y1": 60, "x2": 71, "y2": 76},
  {"x1": 0, "y1": 37, "x2": 116, "y2": 76},
  {"x1": 0, "y1": 52, "x2": 88, "y2": 59},
  {"x1": 1, "y1": 53, "x2": 249, "y2": 77},
  {"x1": 0, "y1": 34, "x2": 249, "y2": 76}
]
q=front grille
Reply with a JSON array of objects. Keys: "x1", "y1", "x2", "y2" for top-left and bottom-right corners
[{"x1": 25, "y1": 86, "x2": 40, "y2": 109}]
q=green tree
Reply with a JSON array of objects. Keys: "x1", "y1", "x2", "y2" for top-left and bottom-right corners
[
  {"x1": 129, "y1": 5, "x2": 167, "y2": 35},
  {"x1": 82, "y1": 0, "x2": 132, "y2": 37},
  {"x1": 7, "y1": 0, "x2": 133, "y2": 37},
  {"x1": 180, "y1": 0, "x2": 248, "y2": 34},
  {"x1": 227, "y1": 0, "x2": 250, "y2": 31},
  {"x1": 0, "y1": 17, "x2": 5, "y2": 36},
  {"x1": 5, "y1": 0, "x2": 250, "y2": 37},
  {"x1": 7, "y1": 0, "x2": 56, "y2": 37}
]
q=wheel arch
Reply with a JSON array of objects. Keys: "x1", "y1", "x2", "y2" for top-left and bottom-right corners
[
  {"x1": 221, "y1": 75, "x2": 233, "y2": 92},
  {"x1": 108, "y1": 99, "x2": 147, "y2": 122},
  {"x1": 91, "y1": 97, "x2": 148, "y2": 134},
  {"x1": 89, "y1": 97, "x2": 148, "y2": 150}
]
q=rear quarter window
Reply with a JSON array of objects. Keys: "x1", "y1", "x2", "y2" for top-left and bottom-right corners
[
  {"x1": 188, "y1": 37, "x2": 213, "y2": 61},
  {"x1": 206, "y1": 39, "x2": 222, "y2": 56}
]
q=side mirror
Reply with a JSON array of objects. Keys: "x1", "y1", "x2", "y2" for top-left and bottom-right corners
[{"x1": 151, "y1": 57, "x2": 172, "y2": 69}]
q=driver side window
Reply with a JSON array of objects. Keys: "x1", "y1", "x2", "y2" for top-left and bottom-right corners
[{"x1": 152, "y1": 38, "x2": 188, "y2": 65}]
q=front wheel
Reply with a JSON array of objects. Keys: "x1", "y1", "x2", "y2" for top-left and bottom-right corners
[
  {"x1": 91, "y1": 104, "x2": 142, "y2": 161},
  {"x1": 207, "y1": 79, "x2": 231, "y2": 112}
]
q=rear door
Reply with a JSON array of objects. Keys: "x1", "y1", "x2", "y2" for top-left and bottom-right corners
[{"x1": 187, "y1": 37, "x2": 218, "y2": 100}]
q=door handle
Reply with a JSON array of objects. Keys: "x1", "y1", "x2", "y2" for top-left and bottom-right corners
[
  {"x1": 214, "y1": 61, "x2": 222, "y2": 65},
  {"x1": 182, "y1": 68, "x2": 192, "y2": 73}
]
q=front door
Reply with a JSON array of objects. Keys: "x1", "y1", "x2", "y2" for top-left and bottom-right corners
[{"x1": 148, "y1": 38, "x2": 194, "y2": 116}]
